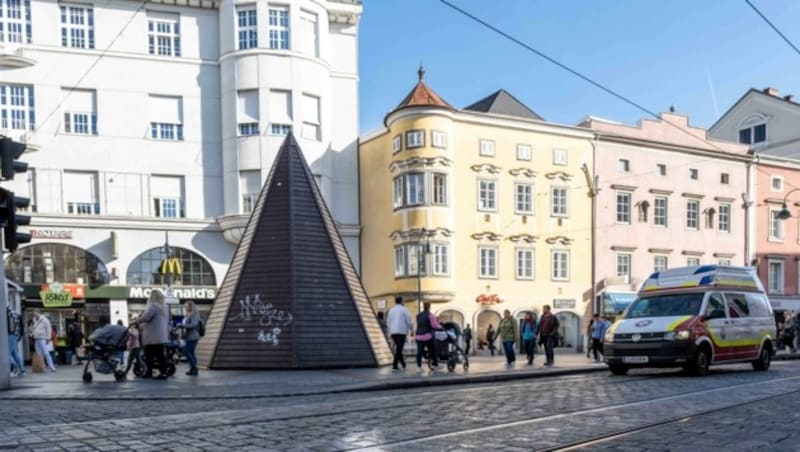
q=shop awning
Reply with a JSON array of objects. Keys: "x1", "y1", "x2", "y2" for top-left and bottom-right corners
[{"x1": 602, "y1": 292, "x2": 637, "y2": 314}]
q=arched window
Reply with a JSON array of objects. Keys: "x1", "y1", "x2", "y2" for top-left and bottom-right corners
[
  {"x1": 5, "y1": 243, "x2": 110, "y2": 288},
  {"x1": 127, "y1": 247, "x2": 216, "y2": 286}
]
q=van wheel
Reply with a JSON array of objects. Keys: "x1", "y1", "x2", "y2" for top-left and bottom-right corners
[
  {"x1": 608, "y1": 364, "x2": 628, "y2": 375},
  {"x1": 752, "y1": 345, "x2": 771, "y2": 371},
  {"x1": 691, "y1": 345, "x2": 711, "y2": 376}
]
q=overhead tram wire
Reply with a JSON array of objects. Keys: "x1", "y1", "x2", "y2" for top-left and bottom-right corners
[
  {"x1": 745, "y1": 0, "x2": 800, "y2": 57},
  {"x1": 34, "y1": 0, "x2": 149, "y2": 133},
  {"x1": 438, "y1": 0, "x2": 800, "y2": 194}
]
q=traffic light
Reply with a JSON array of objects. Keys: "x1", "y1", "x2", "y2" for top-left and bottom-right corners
[
  {"x1": 0, "y1": 188, "x2": 30, "y2": 252},
  {"x1": 0, "y1": 137, "x2": 28, "y2": 180}
]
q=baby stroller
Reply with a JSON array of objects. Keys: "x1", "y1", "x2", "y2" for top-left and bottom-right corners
[
  {"x1": 82, "y1": 324, "x2": 128, "y2": 383},
  {"x1": 433, "y1": 322, "x2": 470, "y2": 372}
]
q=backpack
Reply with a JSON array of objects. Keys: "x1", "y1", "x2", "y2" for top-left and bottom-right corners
[{"x1": 198, "y1": 319, "x2": 205, "y2": 337}]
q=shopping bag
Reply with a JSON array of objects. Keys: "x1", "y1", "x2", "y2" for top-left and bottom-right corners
[{"x1": 31, "y1": 353, "x2": 45, "y2": 373}]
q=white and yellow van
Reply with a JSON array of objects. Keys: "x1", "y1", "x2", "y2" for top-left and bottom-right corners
[{"x1": 603, "y1": 265, "x2": 776, "y2": 376}]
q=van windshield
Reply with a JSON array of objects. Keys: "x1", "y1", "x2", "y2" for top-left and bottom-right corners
[{"x1": 624, "y1": 293, "x2": 704, "y2": 318}]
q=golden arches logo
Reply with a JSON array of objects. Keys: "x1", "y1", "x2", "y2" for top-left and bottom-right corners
[{"x1": 160, "y1": 258, "x2": 182, "y2": 276}]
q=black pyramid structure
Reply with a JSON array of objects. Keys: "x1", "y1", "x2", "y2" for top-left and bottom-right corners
[{"x1": 197, "y1": 134, "x2": 392, "y2": 369}]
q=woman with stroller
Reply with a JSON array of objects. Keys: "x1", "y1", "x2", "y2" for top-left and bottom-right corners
[
  {"x1": 181, "y1": 300, "x2": 201, "y2": 376},
  {"x1": 132, "y1": 290, "x2": 169, "y2": 380},
  {"x1": 521, "y1": 312, "x2": 538, "y2": 366}
]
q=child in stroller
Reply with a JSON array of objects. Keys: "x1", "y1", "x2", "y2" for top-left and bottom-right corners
[
  {"x1": 432, "y1": 321, "x2": 470, "y2": 372},
  {"x1": 82, "y1": 324, "x2": 128, "y2": 383}
]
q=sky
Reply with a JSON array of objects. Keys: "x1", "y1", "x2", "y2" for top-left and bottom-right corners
[{"x1": 358, "y1": 0, "x2": 800, "y2": 134}]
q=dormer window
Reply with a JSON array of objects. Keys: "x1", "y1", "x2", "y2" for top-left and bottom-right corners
[{"x1": 738, "y1": 113, "x2": 768, "y2": 145}]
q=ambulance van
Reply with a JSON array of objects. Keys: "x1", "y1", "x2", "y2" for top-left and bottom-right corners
[{"x1": 603, "y1": 265, "x2": 776, "y2": 376}]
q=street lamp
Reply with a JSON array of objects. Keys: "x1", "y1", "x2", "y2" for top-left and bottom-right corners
[
  {"x1": 416, "y1": 229, "x2": 431, "y2": 314},
  {"x1": 777, "y1": 188, "x2": 800, "y2": 220}
]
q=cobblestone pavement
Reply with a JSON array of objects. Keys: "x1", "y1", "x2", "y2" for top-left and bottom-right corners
[{"x1": 3, "y1": 361, "x2": 800, "y2": 450}]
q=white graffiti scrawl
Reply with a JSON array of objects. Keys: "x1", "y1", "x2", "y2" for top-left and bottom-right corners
[{"x1": 231, "y1": 294, "x2": 293, "y2": 346}]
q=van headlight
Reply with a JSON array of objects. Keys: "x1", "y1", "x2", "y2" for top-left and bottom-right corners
[
  {"x1": 604, "y1": 331, "x2": 615, "y2": 343},
  {"x1": 674, "y1": 329, "x2": 691, "y2": 341}
]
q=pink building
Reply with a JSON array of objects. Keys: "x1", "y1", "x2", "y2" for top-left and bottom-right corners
[{"x1": 582, "y1": 113, "x2": 751, "y2": 316}]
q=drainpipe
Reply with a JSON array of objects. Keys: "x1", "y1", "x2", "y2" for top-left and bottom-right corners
[{"x1": 581, "y1": 138, "x2": 599, "y2": 357}]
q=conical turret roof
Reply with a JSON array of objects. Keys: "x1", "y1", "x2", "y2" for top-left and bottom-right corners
[{"x1": 394, "y1": 65, "x2": 453, "y2": 111}]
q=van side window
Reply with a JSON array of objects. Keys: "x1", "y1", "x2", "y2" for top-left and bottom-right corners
[
  {"x1": 744, "y1": 293, "x2": 770, "y2": 317},
  {"x1": 725, "y1": 293, "x2": 749, "y2": 318},
  {"x1": 705, "y1": 293, "x2": 725, "y2": 318}
]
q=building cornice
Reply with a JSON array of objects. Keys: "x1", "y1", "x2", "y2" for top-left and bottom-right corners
[
  {"x1": 611, "y1": 184, "x2": 637, "y2": 191},
  {"x1": 648, "y1": 248, "x2": 673, "y2": 254},
  {"x1": 682, "y1": 250, "x2": 705, "y2": 256},
  {"x1": 28, "y1": 213, "x2": 219, "y2": 232},
  {"x1": 648, "y1": 188, "x2": 674, "y2": 195},
  {"x1": 713, "y1": 252, "x2": 736, "y2": 258},
  {"x1": 592, "y1": 133, "x2": 752, "y2": 163},
  {"x1": 681, "y1": 192, "x2": 705, "y2": 199}
]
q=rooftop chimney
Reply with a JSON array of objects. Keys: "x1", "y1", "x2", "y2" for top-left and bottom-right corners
[
  {"x1": 763, "y1": 87, "x2": 780, "y2": 97},
  {"x1": 785, "y1": 94, "x2": 795, "y2": 102}
]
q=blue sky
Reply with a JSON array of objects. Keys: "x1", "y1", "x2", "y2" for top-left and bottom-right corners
[{"x1": 358, "y1": 0, "x2": 800, "y2": 133}]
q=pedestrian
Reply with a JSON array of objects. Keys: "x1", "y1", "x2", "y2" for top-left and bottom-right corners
[
  {"x1": 7, "y1": 305, "x2": 25, "y2": 376},
  {"x1": 31, "y1": 310, "x2": 56, "y2": 372},
  {"x1": 521, "y1": 312, "x2": 537, "y2": 366},
  {"x1": 68, "y1": 323, "x2": 84, "y2": 365},
  {"x1": 486, "y1": 324, "x2": 496, "y2": 356},
  {"x1": 124, "y1": 323, "x2": 143, "y2": 377},
  {"x1": 415, "y1": 302, "x2": 442, "y2": 372},
  {"x1": 590, "y1": 314, "x2": 610, "y2": 362},
  {"x1": 585, "y1": 317, "x2": 594, "y2": 358},
  {"x1": 132, "y1": 290, "x2": 170, "y2": 379},
  {"x1": 538, "y1": 305, "x2": 560, "y2": 366},
  {"x1": 376, "y1": 311, "x2": 388, "y2": 338},
  {"x1": 181, "y1": 300, "x2": 201, "y2": 376},
  {"x1": 463, "y1": 323, "x2": 473, "y2": 356},
  {"x1": 386, "y1": 296, "x2": 413, "y2": 372},
  {"x1": 496, "y1": 310, "x2": 519, "y2": 366}
]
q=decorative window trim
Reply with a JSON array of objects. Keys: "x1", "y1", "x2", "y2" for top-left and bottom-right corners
[
  {"x1": 515, "y1": 247, "x2": 535, "y2": 280},
  {"x1": 478, "y1": 246, "x2": 499, "y2": 279},
  {"x1": 470, "y1": 163, "x2": 502, "y2": 174},
  {"x1": 648, "y1": 248, "x2": 673, "y2": 254},
  {"x1": 392, "y1": 135, "x2": 402, "y2": 153},
  {"x1": 553, "y1": 148, "x2": 568, "y2": 166},
  {"x1": 477, "y1": 179, "x2": 497, "y2": 212},
  {"x1": 514, "y1": 182, "x2": 534, "y2": 215},
  {"x1": 649, "y1": 188, "x2": 674, "y2": 195},
  {"x1": 545, "y1": 235, "x2": 573, "y2": 245},
  {"x1": 516, "y1": 144, "x2": 532, "y2": 161},
  {"x1": 611, "y1": 184, "x2": 637, "y2": 191},
  {"x1": 681, "y1": 250, "x2": 705, "y2": 256},
  {"x1": 406, "y1": 129, "x2": 424, "y2": 149},
  {"x1": 508, "y1": 234, "x2": 538, "y2": 244},
  {"x1": 479, "y1": 139, "x2": 495, "y2": 157},
  {"x1": 551, "y1": 249, "x2": 570, "y2": 281},
  {"x1": 431, "y1": 130, "x2": 447, "y2": 149}
]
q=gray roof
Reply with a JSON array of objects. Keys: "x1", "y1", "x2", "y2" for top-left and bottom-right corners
[{"x1": 464, "y1": 89, "x2": 544, "y2": 120}]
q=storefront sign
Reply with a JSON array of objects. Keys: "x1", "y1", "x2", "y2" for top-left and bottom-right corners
[
  {"x1": 39, "y1": 282, "x2": 74, "y2": 308},
  {"x1": 159, "y1": 258, "x2": 182, "y2": 276},
  {"x1": 128, "y1": 286, "x2": 217, "y2": 300},
  {"x1": 30, "y1": 229, "x2": 73, "y2": 240},
  {"x1": 553, "y1": 299, "x2": 576, "y2": 309},
  {"x1": 476, "y1": 294, "x2": 502, "y2": 305}
]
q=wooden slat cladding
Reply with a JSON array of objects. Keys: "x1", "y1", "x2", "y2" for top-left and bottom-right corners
[{"x1": 199, "y1": 134, "x2": 391, "y2": 369}]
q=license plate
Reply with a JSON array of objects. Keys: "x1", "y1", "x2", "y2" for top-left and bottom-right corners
[{"x1": 622, "y1": 356, "x2": 649, "y2": 364}]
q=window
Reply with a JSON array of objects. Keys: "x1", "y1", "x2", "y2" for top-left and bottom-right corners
[
  {"x1": 239, "y1": 170, "x2": 260, "y2": 213},
  {"x1": 686, "y1": 199, "x2": 699, "y2": 230},
  {"x1": 771, "y1": 176, "x2": 783, "y2": 192},
  {"x1": 657, "y1": 164, "x2": 666, "y2": 176},
  {"x1": 405, "y1": 173, "x2": 425, "y2": 206},
  {"x1": 392, "y1": 176, "x2": 403, "y2": 208},
  {"x1": 61, "y1": 88, "x2": 97, "y2": 135},
  {"x1": 406, "y1": 130, "x2": 424, "y2": 149},
  {"x1": 654, "y1": 196, "x2": 668, "y2": 227},
  {"x1": 516, "y1": 144, "x2": 532, "y2": 161},
  {"x1": 148, "y1": 95, "x2": 183, "y2": 141},
  {"x1": 515, "y1": 183, "x2": 533, "y2": 215},
  {"x1": 406, "y1": 245, "x2": 427, "y2": 276},
  {"x1": 392, "y1": 135, "x2": 401, "y2": 153},
  {"x1": 551, "y1": 186, "x2": 568, "y2": 217},
  {"x1": 236, "y1": 6, "x2": 257, "y2": 49},
  {"x1": 616, "y1": 253, "x2": 631, "y2": 284},
  {"x1": 768, "y1": 260, "x2": 784, "y2": 294},
  {"x1": 689, "y1": 168, "x2": 698, "y2": 180},
  {"x1": 745, "y1": 292, "x2": 771, "y2": 317},
  {"x1": 0, "y1": 84, "x2": 35, "y2": 131},
  {"x1": 720, "y1": 173, "x2": 729, "y2": 184},
  {"x1": 431, "y1": 130, "x2": 447, "y2": 148},
  {"x1": 478, "y1": 179, "x2": 497, "y2": 211},
  {"x1": 553, "y1": 148, "x2": 567, "y2": 165},
  {"x1": 654, "y1": 255, "x2": 668, "y2": 272},
  {"x1": 432, "y1": 173, "x2": 447, "y2": 206},
  {"x1": 393, "y1": 246, "x2": 405, "y2": 277},
  {"x1": 516, "y1": 248, "x2": 534, "y2": 280},
  {"x1": 6, "y1": 243, "x2": 110, "y2": 287},
  {"x1": 718, "y1": 203, "x2": 731, "y2": 232},
  {"x1": 739, "y1": 124, "x2": 766, "y2": 144},
  {"x1": 687, "y1": 257, "x2": 700, "y2": 266},
  {"x1": 0, "y1": 0, "x2": 31, "y2": 44},
  {"x1": 63, "y1": 171, "x2": 99, "y2": 215},
  {"x1": 268, "y1": 6, "x2": 289, "y2": 50},
  {"x1": 617, "y1": 159, "x2": 630, "y2": 172},
  {"x1": 479, "y1": 139, "x2": 495, "y2": 157},
  {"x1": 127, "y1": 246, "x2": 216, "y2": 286},
  {"x1": 269, "y1": 89, "x2": 293, "y2": 136},
  {"x1": 150, "y1": 175, "x2": 185, "y2": 218},
  {"x1": 237, "y1": 89, "x2": 259, "y2": 136},
  {"x1": 718, "y1": 259, "x2": 732, "y2": 266},
  {"x1": 551, "y1": 250, "x2": 569, "y2": 281},
  {"x1": 616, "y1": 192, "x2": 631, "y2": 224},
  {"x1": 147, "y1": 11, "x2": 180, "y2": 57},
  {"x1": 770, "y1": 209, "x2": 784, "y2": 240},
  {"x1": 479, "y1": 247, "x2": 498, "y2": 278},
  {"x1": 301, "y1": 93, "x2": 320, "y2": 141},
  {"x1": 60, "y1": 4, "x2": 94, "y2": 49},
  {"x1": 298, "y1": 9, "x2": 318, "y2": 57},
  {"x1": 433, "y1": 244, "x2": 449, "y2": 275}
]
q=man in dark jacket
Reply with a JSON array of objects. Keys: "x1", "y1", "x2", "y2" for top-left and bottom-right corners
[
  {"x1": 68, "y1": 323, "x2": 84, "y2": 365},
  {"x1": 538, "y1": 305, "x2": 560, "y2": 366},
  {"x1": 463, "y1": 324, "x2": 473, "y2": 356}
]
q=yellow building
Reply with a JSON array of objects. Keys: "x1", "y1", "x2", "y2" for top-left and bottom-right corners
[{"x1": 359, "y1": 68, "x2": 595, "y2": 351}]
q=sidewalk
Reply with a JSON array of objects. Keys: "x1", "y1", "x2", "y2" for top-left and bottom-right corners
[{"x1": 0, "y1": 351, "x2": 605, "y2": 400}]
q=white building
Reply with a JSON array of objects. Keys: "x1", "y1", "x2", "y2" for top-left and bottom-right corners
[{"x1": 0, "y1": 0, "x2": 362, "y2": 337}]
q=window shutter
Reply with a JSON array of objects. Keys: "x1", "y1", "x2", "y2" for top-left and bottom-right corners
[
  {"x1": 150, "y1": 175, "x2": 183, "y2": 199},
  {"x1": 237, "y1": 90, "x2": 259, "y2": 123},
  {"x1": 148, "y1": 95, "x2": 182, "y2": 123},
  {"x1": 268, "y1": 90, "x2": 292, "y2": 124},
  {"x1": 62, "y1": 171, "x2": 98, "y2": 203}
]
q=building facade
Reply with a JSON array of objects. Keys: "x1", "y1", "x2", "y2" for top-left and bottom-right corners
[
  {"x1": 0, "y1": 0, "x2": 362, "y2": 343},
  {"x1": 359, "y1": 70, "x2": 594, "y2": 351},
  {"x1": 582, "y1": 113, "x2": 751, "y2": 316}
]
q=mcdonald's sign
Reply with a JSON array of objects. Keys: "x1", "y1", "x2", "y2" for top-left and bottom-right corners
[{"x1": 159, "y1": 257, "x2": 182, "y2": 276}]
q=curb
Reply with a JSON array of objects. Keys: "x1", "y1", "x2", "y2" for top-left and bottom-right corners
[{"x1": 0, "y1": 366, "x2": 605, "y2": 401}]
